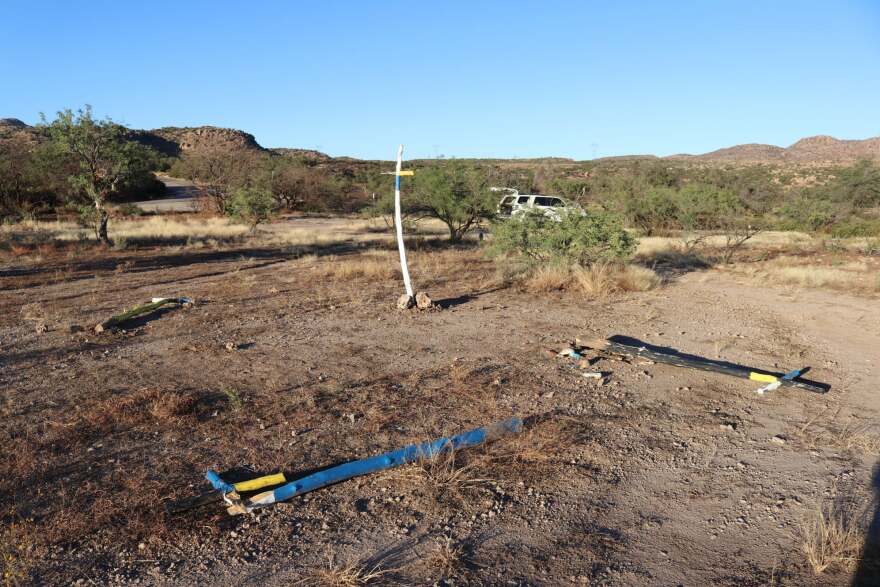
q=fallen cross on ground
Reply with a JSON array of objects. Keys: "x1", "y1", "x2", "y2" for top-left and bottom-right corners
[{"x1": 576, "y1": 335, "x2": 830, "y2": 394}]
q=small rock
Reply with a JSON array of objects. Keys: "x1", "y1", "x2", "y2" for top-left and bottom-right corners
[
  {"x1": 225, "y1": 342, "x2": 237, "y2": 352},
  {"x1": 719, "y1": 423, "x2": 735, "y2": 432},
  {"x1": 770, "y1": 435, "x2": 787, "y2": 445},
  {"x1": 397, "y1": 294, "x2": 415, "y2": 310},
  {"x1": 415, "y1": 291, "x2": 435, "y2": 309},
  {"x1": 35, "y1": 322, "x2": 48, "y2": 333}
]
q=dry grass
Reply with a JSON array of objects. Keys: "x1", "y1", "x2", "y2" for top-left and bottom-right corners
[
  {"x1": 770, "y1": 266, "x2": 873, "y2": 290},
  {"x1": 726, "y1": 254, "x2": 880, "y2": 294},
  {"x1": 386, "y1": 447, "x2": 491, "y2": 495},
  {"x1": 791, "y1": 407, "x2": 880, "y2": 455},
  {"x1": 308, "y1": 252, "x2": 401, "y2": 281},
  {"x1": 1, "y1": 520, "x2": 35, "y2": 587},
  {"x1": 301, "y1": 552, "x2": 392, "y2": 587},
  {"x1": 0, "y1": 217, "x2": 251, "y2": 244},
  {"x1": 524, "y1": 263, "x2": 661, "y2": 297},
  {"x1": 636, "y1": 231, "x2": 816, "y2": 256},
  {"x1": 799, "y1": 499, "x2": 865, "y2": 575},
  {"x1": 426, "y1": 534, "x2": 465, "y2": 579},
  {"x1": 525, "y1": 264, "x2": 571, "y2": 292}
]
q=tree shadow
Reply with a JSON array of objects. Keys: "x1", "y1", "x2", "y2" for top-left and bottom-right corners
[
  {"x1": 436, "y1": 285, "x2": 506, "y2": 309},
  {"x1": 852, "y1": 462, "x2": 880, "y2": 586}
]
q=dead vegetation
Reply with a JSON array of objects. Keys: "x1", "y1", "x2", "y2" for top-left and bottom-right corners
[
  {"x1": 300, "y1": 551, "x2": 393, "y2": 587},
  {"x1": 0, "y1": 520, "x2": 35, "y2": 587},
  {"x1": 524, "y1": 263, "x2": 661, "y2": 297},
  {"x1": 790, "y1": 407, "x2": 880, "y2": 456},
  {"x1": 799, "y1": 497, "x2": 866, "y2": 575}
]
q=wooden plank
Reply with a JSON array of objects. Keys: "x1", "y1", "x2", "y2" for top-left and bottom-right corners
[{"x1": 577, "y1": 336, "x2": 829, "y2": 394}]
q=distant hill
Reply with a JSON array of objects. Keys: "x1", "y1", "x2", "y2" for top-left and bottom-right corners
[
  {"x1": 3, "y1": 116, "x2": 878, "y2": 165},
  {"x1": 270, "y1": 147, "x2": 332, "y2": 163},
  {"x1": 132, "y1": 126, "x2": 266, "y2": 157},
  {"x1": 667, "y1": 135, "x2": 880, "y2": 165}
]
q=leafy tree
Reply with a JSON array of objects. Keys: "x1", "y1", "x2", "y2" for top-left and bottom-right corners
[
  {"x1": 0, "y1": 137, "x2": 50, "y2": 220},
  {"x1": 226, "y1": 187, "x2": 276, "y2": 230},
  {"x1": 490, "y1": 210, "x2": 636, "y2": 265},
  {"x1": 407, "y1": 161, "x2": 496, "y2": 242},
  {"x1": 39, "y1": 106, "x2": 157, "y2": 243}
]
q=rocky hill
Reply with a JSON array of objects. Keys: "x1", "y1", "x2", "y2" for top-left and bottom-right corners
[
  {"x1": 0, "y1": 118, "x2": 38, "y2": 142},
  {"x1": 270, "y1": 147, "x2": 332, "y2": 163},
  {"x1": 134, "y1": 126, "x2": 266, "y2": 157},
  {"x1": 670, "y1": 135, "x2": 880, "y2": 164}
]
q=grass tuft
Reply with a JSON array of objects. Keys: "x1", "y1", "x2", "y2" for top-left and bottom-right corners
[
  {"x1": 300, "y1": 551, "x2": 392, "y2": 586},
  {"x1": 799, "y1": 500, "x2": 864, "y2": 575}
]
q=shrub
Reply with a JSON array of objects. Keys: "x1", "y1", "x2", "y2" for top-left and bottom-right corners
[
  {"x1": 625, "y1": 186, "x2": 679, "y2": 235},
  {"x1": 829, "y1": 217, "x2": 880, "y2": 238},
  {"x1": 225, "y1": 187, "x2": 275, "y2": 229},
  {"x1": 490, "y1": 210, "x2": 636, "y2": 266}
]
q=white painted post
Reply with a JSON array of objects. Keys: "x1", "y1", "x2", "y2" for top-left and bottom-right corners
[{"x1": 394, "y1": 144, "x2": 414, "y2": 298}]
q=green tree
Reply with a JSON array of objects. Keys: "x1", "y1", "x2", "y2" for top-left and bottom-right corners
[
  {"x1": 39, "y1": 106, "x2": 157, "y2": 243},
  {"x1": 226, "y1": 186, "x2": 276, "y2": 230},
  {"x1": 0, "y1": 136, "x2": 48, "y2": 220},
  {"x1": 407, "y1": 161, "x2": 496, "y2": 242}
]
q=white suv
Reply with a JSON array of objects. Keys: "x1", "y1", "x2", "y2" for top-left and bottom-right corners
[{"x1": 495, "y1": 190, "x2": 584, "y2": 221}]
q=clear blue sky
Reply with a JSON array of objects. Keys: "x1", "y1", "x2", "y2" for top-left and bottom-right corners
[{"x1": 2, "y1": 1, "x2": 878, "y2": 160}]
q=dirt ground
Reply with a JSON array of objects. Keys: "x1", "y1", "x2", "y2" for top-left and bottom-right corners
[{"x1": 1, "y1": 227, "x2": 879, "y2": 585}]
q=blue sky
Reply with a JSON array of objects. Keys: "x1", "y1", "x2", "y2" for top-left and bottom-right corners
[{"x1": 2, "y1": 1, "x2": 878, "y2": 160}]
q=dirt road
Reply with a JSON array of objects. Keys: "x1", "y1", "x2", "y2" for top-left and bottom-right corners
[
  {"x1": 1, "y1": 243, "x2": 877, "y2": 585},
  {"x1": 131, "y1": 176, "x2": 201, "y2": 212}
]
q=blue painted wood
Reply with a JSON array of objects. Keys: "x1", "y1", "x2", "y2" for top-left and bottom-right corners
[{"x1": 206, "y1": 417, "x2": 522, "y2": 510}]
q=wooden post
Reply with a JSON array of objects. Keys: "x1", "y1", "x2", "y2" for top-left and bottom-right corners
[{"x1": 394, "y1": 144, "x2": 414, "y2": 300}]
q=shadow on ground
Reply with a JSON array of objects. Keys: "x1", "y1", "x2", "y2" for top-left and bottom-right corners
[{"x1": 852, "y1": 462, "x2": 880, "y2": 586}]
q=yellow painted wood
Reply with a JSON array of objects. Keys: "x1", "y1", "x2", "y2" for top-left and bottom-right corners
[
  {"x1": 233, "y1": 472, "x2": 286, "y2": 492},
  {"x1": 749, "y1": 372, "x2": 778, "y2": 383}
]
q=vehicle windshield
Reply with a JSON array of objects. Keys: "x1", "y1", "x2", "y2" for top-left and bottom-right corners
[{"x1": 533, "y1": 196, "x2": 562, "y2": 207}]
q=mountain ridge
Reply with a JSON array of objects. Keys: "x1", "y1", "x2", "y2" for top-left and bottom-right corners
[{"x1": 2, "y1": 118, "x2": 878, "y2": 165}]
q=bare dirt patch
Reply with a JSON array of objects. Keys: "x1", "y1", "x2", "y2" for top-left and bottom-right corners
[{"x1": 1, "y1": 224, "x2": 878, "y2": 585}]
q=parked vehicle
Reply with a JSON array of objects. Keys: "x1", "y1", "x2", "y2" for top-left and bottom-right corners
[{"x1": 494, "y1": 188, "x2": 585, "y2": 221}]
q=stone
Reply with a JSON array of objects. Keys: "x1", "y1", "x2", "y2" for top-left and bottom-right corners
[
  {"x1": 415, "y1": 291, "x2": 434, "y2": 309},
  {"x1": 397, "y1": 294, "x2": 415, "y2": 310}
]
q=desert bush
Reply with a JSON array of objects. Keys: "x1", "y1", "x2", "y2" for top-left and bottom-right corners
[
  {"x1": 490, "y1": 210, "x2": 636, "y2": 266},
  {"x1": 225, "y1": 187, "x2": 276, "y2": 229},
  {"x1": 829, "y1": 217, "x2": 880, "y2": 238},
  {"x1": 625, "y1": 186, "x2": 679, "y2": 235}
]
